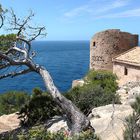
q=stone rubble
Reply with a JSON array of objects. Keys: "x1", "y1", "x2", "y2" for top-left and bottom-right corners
[{"x1": 117, "y1": 82, "x2": 140, "y2": 105}]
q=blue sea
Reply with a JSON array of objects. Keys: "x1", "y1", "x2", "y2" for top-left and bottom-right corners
[{"x1": 0, "y1": 41, "x2": 89, "y2": 93}]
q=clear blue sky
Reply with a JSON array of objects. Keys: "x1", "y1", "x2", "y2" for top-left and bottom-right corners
[{"x1": 1, "y1": 0, "x2": 140, "y2": 40}]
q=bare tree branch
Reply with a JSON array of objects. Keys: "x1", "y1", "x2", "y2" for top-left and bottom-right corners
[
  {"x1": 9, "y1": 9, "x2": 34, "y2": 36},
  {"x1": 0, "y1": 63, "x2": 10, "y2": 69},
  {"x1": 7, "y1": 10, "x2": 46, "y2": 54},
  {"x1": 0, "y1": 68, "x2": 32, "y2": 79},
  {"x1": 28, "y1": 26, "x2": 46, "y2": 42},
  {"x1": 16, "y1": 11, "x2": 34, "y2": 36},
  {"x1": 0, "y1": 51, "x2": 25, "y2": 65},
  {"x1": 5, "y1": 43, "x2": 28, "y2": 60},
  {"x1": 16, "y1": 36, "x2": 31, "y2": 53},
  {"x1": 0, "y1": 5, "x2": 8, "y2": 29},
  {"x1": 0, "y1": 14, "x2": 4, "y2": 29}
]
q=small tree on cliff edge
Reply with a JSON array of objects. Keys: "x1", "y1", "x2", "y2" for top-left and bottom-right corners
[{"x1": 0, "y1": 8, "x2": 94, "y2": 135}]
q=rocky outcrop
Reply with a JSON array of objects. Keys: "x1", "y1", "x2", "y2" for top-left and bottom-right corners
[
  {"x1": 0, "y1": 113, "x2": 20, "y2": 134},
  {"x1": 0, "y1": 82, "x2": 140, "y2": 139},
  {"x1": 72, "y1": 79, "x2": 84, "y2": 88},
  {"x1": 45, "y1": 104, "x2": 133, "y2": 140},
  {"x1": 47, "y1": 81, "x2": 140, "y2": 139},
  {"x1": 117, "y1": 82, "x2": 140, "y2": 105},
  {"x1": 89, "y1": 104, "x2": 133, "y2": 140},
  {"x1": 0, "y1": 105, "x2": 133, "y2": 140},
  {"x1": 46, "y1": 116, "x2": 68, "y2": 133}
]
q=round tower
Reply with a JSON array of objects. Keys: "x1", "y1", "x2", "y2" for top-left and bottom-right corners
[{"x1": 90, "y1": 29, "x2": 139, "y2": 71}]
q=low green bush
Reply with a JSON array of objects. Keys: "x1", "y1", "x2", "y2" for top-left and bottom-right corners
[
  {"x1": 18, "y1": 88, "x2": 62, "y2": 127},
  {"x1": 9, "y1": 127, "x2": 100, "y2": 140},
  {"x1": 85, "y1": 70, "x2": 118, "y2": 93},
  {"x1": 0, "y1": 34, "x2": 16, "y2": 52},
  {"x1": 0, "y1": 91, "x2": 29, "y2": 115},
  {"x1": 65, "y1": 70, "x2": 120, "y2": 115}
]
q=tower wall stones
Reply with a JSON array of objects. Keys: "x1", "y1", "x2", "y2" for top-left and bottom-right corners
[{"x1": 90, "y1": 29, "x2": 139, "y2": 71}]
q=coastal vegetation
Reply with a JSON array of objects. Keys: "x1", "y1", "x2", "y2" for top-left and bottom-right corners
[
  {"x1": 5, "y1": 128, "x2": 100, "y2": 140},
  {"x1": 0, "y1": 34, "x2": 16, "y2": 51},
  {"x1": 0, "y1": 70, "x2": 120, "y2": 140},
  {"x1": 0, "y1": 71, "x2": 120, "y2": 127},
  {"x1": 0, "y1": 91, "x2": 29, "y2": 115},
  {"x1": 17, "y1": 70, "x2": 120, "y2": 127},
  {"x1": 18, "y1": 88, "x2": 61, "y2": 127},
  {"x1": 65, "y1": 70, "x2": 120, "y2": 115}
]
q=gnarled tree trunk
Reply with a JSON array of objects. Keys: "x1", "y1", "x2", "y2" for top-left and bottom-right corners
[{"x1": 39, "y1": 67, "x2": 91, "y2": 134}]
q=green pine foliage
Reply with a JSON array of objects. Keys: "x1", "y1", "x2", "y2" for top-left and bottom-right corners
[
  {"x1": 18, "y1": 88, "x2": 62, "y2": 127},
  {"x1": 8, "y1": 127, "x2": 100, "y2": 140},
  {"x1": 65, "y1": 70, "x2": 120, "y2": 115},
  {"x1": 85, "y1": 70, "x2": 118, "y2": 93},
  {"x1": 0, "y1": 34, "x2": 16, "y2": 51},
  {"x1": 0, "y1": 91, "x2": 29, "y2": 115}
]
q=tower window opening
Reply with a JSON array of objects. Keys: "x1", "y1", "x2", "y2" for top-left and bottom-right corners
[
  {"x1": 124, "y1": 67, "x2": 128, "y2": 75},
  {"x1": 93, "y1": 42, "x2": 96, "y2": 47}
]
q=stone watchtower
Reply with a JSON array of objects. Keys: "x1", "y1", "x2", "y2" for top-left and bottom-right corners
[{"x1": 90, "y1": 29, "x2": 139, "y2": 71}]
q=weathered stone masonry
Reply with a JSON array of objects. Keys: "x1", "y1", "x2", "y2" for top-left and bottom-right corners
[
  {"x1": 113, "y1": 47, "x2": 140, "y2": 86},
  {"x1": 90, "y1": 29, "x2": 138, "y2": 71}
]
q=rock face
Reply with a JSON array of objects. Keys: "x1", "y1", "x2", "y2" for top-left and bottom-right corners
[
  {"x1": 47, "y1": 104, "x2": 133, "y2": 140},
  {"x1": 46, "y1": 116, "x2": 68, "y2": 133},
  {"x1": 0, "y1": 113, "x2": 20, "y2": 134},
  {"x1": 116, "y1": 82, "x2": 140, "y2": 105},
  {"x1": 90, "y1": 29, "x2": 138, "y2": 71},
  {"x1": 89, "y1": 104, "x2": 133, "y2": 140},
  {"x1": 72, "y1": 79, "x2": 84, "y2": 88}
]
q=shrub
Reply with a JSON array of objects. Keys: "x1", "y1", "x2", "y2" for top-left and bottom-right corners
[
  {"x1": 85, "y1": 70, "x2": 118, "y2": 93},
  {"x1": 123, "y1": 96, "x2": 140, "y2": 140},
  {"x1": 18, "y1": 88, "x2": 62, "y2": 127},
  {"x1": 0, "y1": 34, "x2": 16, "y2": 52},
  {"x1": 0, "y1": 91, "x2": 29, "y2": 115},
  {"x1": 32, "y1": 87, "x2": 43, "y2": 97},
  {"x1": 65, "y1": 70, "x2": 120, "y2": 115},
  {"x1": 10, "y1": 127, "x2": 100, "y2": 140}
]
